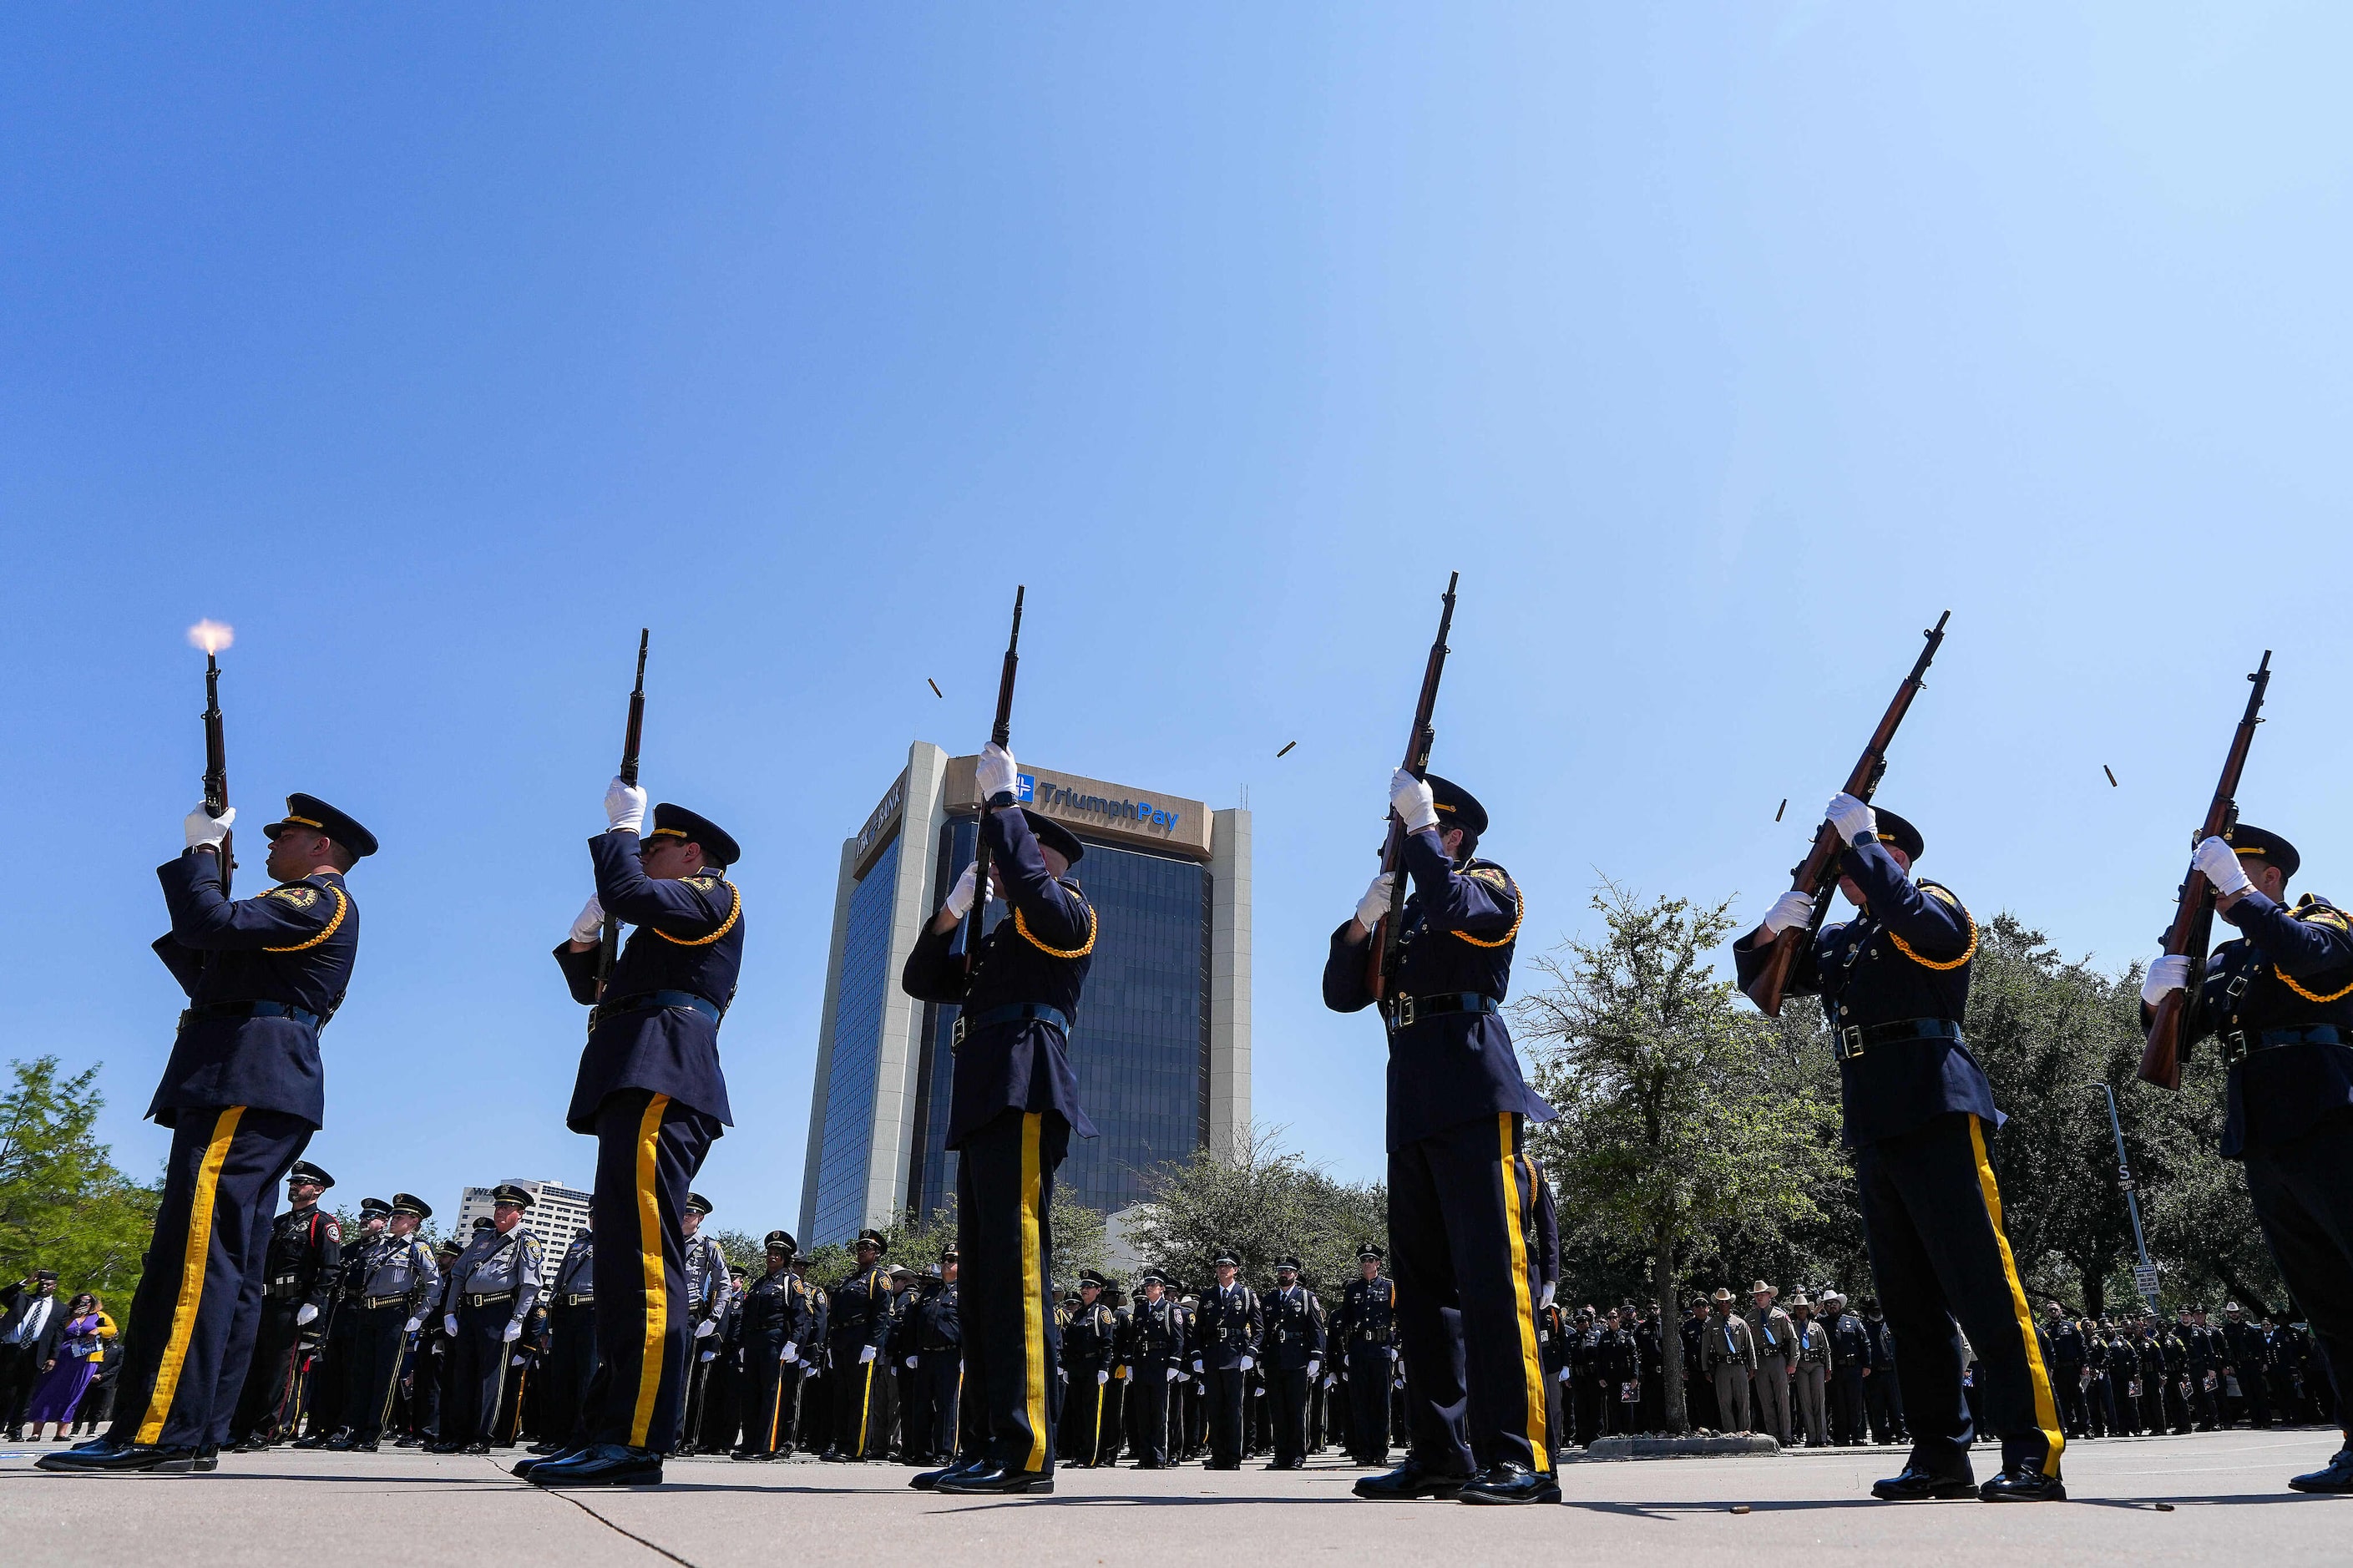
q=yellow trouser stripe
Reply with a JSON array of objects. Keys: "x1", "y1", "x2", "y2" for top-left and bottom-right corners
[
  {"x1": 767, "y1": 1359, "x2": 787, "y2": 1451},
  {"x1": 1497, "y1": 1115, "x2": 1551, "y2": 1472},
  {"x1": 629, "y1": 1094, "x2": 670, "y2": 1448},
  {"x1": 858, "y1": 1357, "x2": 877, "y2": 1454},
  {"x1": 1969, "y1": 1114, "x2": 2064, "y2": 1475},
  {"x1": 1020, "y1": 1111, "x2": 1048, "y2": 1472},
  {"x1": 137, "y1": 1106, "x2": 244, "y2": 1444}
]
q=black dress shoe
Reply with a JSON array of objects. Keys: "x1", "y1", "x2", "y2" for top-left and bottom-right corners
[
  {"x1": 1353, "y1": 1459, "x2": 1472, "y2": 1500},
  {"x1": 513, "y1": 1448, "x2": 582, "y2": 1479},
  {"x1": 1980, "y1": 1462, "x2": 2066, "y2": 1502},
  {"x1": 2290, "y1": 1446, "x2": 2353, "y2": 1494},
  {"x1": 529, "y1": 1444, "x2": 665, "y2": 1488},
  {"x1": 1459, "y1": 1463, "x2": 1562, "y2": 1505},
  {"x1": 194, "y1": 1446, "x2": 220, "y2": 1472},
  {"x1": 38, "y1": 1443, "x2": 199, "y2": 1474},
  {"x1": 527, "y1": 1439, "x2": 570, "y2": 1455},
  {"x1": 393, "y1": 1437, "x2": 425, "y2": 1449},
  {"x1": 352, "y1": 1440, "x2": 379, "y2": 1453},
  {"x1": 232, "y1": 1435, "x2": 271, "y2": 1453},
  {"x1": 462, "y1": 1442, "x2": 491, "y2": 1455},
  {"x1": 938, "y1": 1464, "x2": 1055, "y2": 1495},
  {"x1": 424, "y1": 1441, "x2": 463, "y2": 1454},
  {"x1": 322, "y1": 1431, "x2": 354, "y2": 1451},
  {"x1": 291, "y1": 1431, "x2": 332, "y2": 1449},
  {"x1": 911, "y1": 1455, "x2": 989, "y2": 1490},
  {"x1": 1871, "y1": 1465, "x2": 1977, "y2": 1500}
]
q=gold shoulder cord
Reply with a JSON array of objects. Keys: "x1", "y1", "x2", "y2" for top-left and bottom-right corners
[
  {"x1": 1454, "y1": 874, "x2": 1525, "y2": 949},
  {"x1": 2275, "y1": 967, "x2": 2353, "y2": 1004},
  {"x1": 1015, "y1": 897, "x2": 1098, "y2": 959},
  {"x1": 654, "y1": 881, "x2": 741, "y2": 947},
  {"x1": 262, "y1": 887, "x2": 349, "y2": 953},
  {"x1": 1887, "y1": 888, "x2": 1978, "y2": 971}
]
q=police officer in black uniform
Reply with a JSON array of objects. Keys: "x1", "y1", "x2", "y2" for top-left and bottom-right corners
[
  {"x1": 2138, "y1": 822, "x2": 2353, "y2": 1490},
  {"x1": 1735, "y1": 796, "x2": 2063, "y2": 1502},
  {"x1": 229, "y1": 1161, "x2": 344, "y2": 1449},
  {"x1": 1061, "y1": 1271, "x2": 1119, "y2": 1466},
  {"x1": 1332, "y1": 1245, "x2": 1399, "y2": 1464},
  {"x1": 900, "y1": 740, "x2": 1096, "y2": 1496},
  {"x1": 1261, "y1": 1257, "x2": 1323, "y2": 1470},
  {"x1": 336, "y1": 1193, "x2": 438, "y2": 1451},
  {"x1": 300, "y1": 1196, "x2": 387, "y2": 1449},
  {"x1": 527, "y1": 786, "x2": 741, "y2": 1490},
  {"x1": 1325, "y1": 771, "x2": 1558, "y2": 1505},
  {"x1": 1192, "y1": 1251, "x2": 1262, "y2": 1469},
  {"x1": 1126, "y1": 1272, "x2": 1185, "y2": 1469},
  {"x1": 825, "y1": 1230, "x2": 896, "y2": 1461},
  {"x1": 728, "y1": 1231, "x2": 813, "y2": 1460},
  {"x1": 48, "y1": 797, "x2": 372, "y2": 1475},
  {"x1": 534, "y1": 1222, "x2": 595, "y2": 1455},
  {"x1": 901, "y1": 1251, "x2": 962, "y2": 1466}
]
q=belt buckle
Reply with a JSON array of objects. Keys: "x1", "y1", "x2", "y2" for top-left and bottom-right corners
[
  {"x1": 1394, "y1": 994, "x2": 1417, "y2": 1029},
  {"x1": 952, "y1": 1014, "x2": 968, "y2": 1049},
  {"x1": 1838, "y1": 1024, "x2": 1865, "y2": 1060}
]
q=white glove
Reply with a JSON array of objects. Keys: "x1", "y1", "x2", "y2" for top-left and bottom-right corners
[
  {"x1": 782, "y1": 1342, "x2": 799, "y2": 1363},
  {"x1": 1825, "y1": 792, "x2": 1876, "y2": 847},
  {"x1": 695, "y1": 1318, "x2": 716, "y2": 1338},
  {"x1": 513, "y1": 1353, "x2": 529, "y2": 1367},
  {"x1": 185, "y1": 803, "x2": 235, "y2": 850},
  {"x1": 2142, "y1": 953, "x2": 2194, "y2": 1006},
  {"x1": 943, "y1": 862, "x2": 979, "y2": 921},
  {"x1": 295, "y1": 1302, "x2": 319, "y2": 1327},
  {"x1": 906, "y1": 1355, "x2": 918, "y2": 1369},
  {"x1": 1387, "y1": 1347, "x2": 1399, "y2": 1359},
  {"x1": 443, "y1": 1314, "x2": 459, "y2": 1337},
  {"x1": 569, "y1": 894, "x2": 605, "y2": 944},
  {"x1": 699, "y1": 1348, "x2": 716, "y2": 1363},
  {"x1": 1389, "y1": 768, "x2": 1439, "y2": 833},
  {"x1": 1354, "y1": 871, "x2": 1399, "y2": 930},
  {"x1": 503, "y1": 1319, "x2": 523, "y2": 1343},
  {"x1": 2194, "y1": 836, "x2": 2253, "y2": 899},
  {"x1": 858, "y1": 1344, "x2": 877, "y2": 1363},
  {"x1": 1239, "y1": 1355, "x2": 1255, "y2": 1373},
  {"x1": 1168, "y1": 1367, "x2": 1182, "y2": 1382},
  {"x1": 1307, "y1": 1358, "x2": 1321, "y2": 1379},
  {"x1": 1192, "y1": 1358, "x2": 1204, "y2": 1373},
  {"x1": 976, "y1": 742, "x2": 1020, "y2": 801},
  {"x1": 605, "y1": 777, "x2": 648, "y2": 834},
  {"x1": 404, "y1": 1318, "x2": 422, "y2": 1334},
  {"x1": 1096, "y1": 1369, "x2": 1110, "y2": 1385},
  {"x1": 1761, "y1": 889, "x2": 1816, "y2": 936},
  {"x1": 1557, "y1": 1367, "x2": 1573, "y2": 1384},
  {"x1": 1540, "y1": 1280, "x2": 1556, "y2": 1310}
]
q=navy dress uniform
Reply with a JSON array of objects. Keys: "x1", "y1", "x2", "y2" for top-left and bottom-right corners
[
  {"x1": 899, "y1": 751, "x2": 1096, "y2": 1495},
  {"x1": 1323, "y1": 772, "x2": 1558, "y2": 1505},
  {"x1": 1261, "y1": 1262, "x2": 1325, "y2": 1469},
  {"x1": 534, "y1": 799, "x2": 741, "y2": 1488},
  {"x1": 2143, "y1": 824, "x2": 2353, "y2": 1490},
  {"x1": 826, "y1": 1233, "x2": 898, "y2": 1460},
  {"x1": 1333, "y1": 1247, "x2": 1399, "y2": 1464},
  {"x1": 904, "y1": 1256, "x2": 964, "y2": 1466},
  {"x1": 1126, "y1": 1277, "x2": 1186, "y2": 1469},
  {"x1": 438, "y1": 1186, "x2": 544, "y2": 1451},
  {"x1": 47, "y1": 798, "x2": 373, "y2": 1476},
  {"x1": 1735, "y1": 800, "x2": 2063, "y2": 1502},
  {"x1": 731, "y1": 1233, "x2": 816, "y2": 1460},
  {"x1": 1062, "y1": 1273, "x2": 1120, "y2": 1466},
  {"x1": 343, "y1": 1194, "x2": 440, "y2": 1450},
  {"x1": 229, "y1": 1161, "x2": 344, "y2": 1447},
  {"x1": 301, "y1": 1196, "x2": 387, "y2": 1447},
  {"x1": 1192, "y1": 1260, "x2": 1262, "y2": 1469},
  {"x1": 535, "y1": 1227, "x2": 597, "y2": 1454}
]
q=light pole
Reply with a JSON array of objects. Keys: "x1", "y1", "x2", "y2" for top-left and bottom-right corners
[{"x1": 2092, "y1": 1082, "x2": 2160, "y2": 1318}]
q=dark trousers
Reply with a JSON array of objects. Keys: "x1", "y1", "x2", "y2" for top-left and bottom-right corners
[
  {"x1": 108, "y1": 1105, "x2": 311, "y2": 1450},
  {"x1": 541, "y1": 1302, "x2": 598, "y2": 1447},
  {"x1": 1203, "y1": 1368, "x2": 1246, "y2": 1464},
  {"x1": 1065, "y1": 1365, "x2": 1112, "y2": 1464},
  {"x1": 908, "y1": 1352, "x2": 961, "y2": 1462},
  {"x1": 831, "y1": 1343, "x2": 893, "y2": 1457},
  {"x1": 2243, "y1": 1120, "x2": 2353, "y2": 1440},
  {"x1": 1346, "y1": 1348, "x2": 1393, "y2": 1459},
  {"x1": 1864, "y1": 1364, "x2": 1903, "y2": 1442},
  {"x1": 2053, "y1": 1364, "x2": 2087, "y2": 1438},
  {"x1": 581, "y1": 1090, "x2": 717, "y2": 1453},
  {"x1": 1828, "y1": 1366, "x2": 1865, "y2": 1442},
  {"x1": 346, "y1": 1303, "x2": 412, "y2": 1444},
  {"x1": 1129, "y1": 1365, "x2": 1171, "y2": 1464},
  {"x1": 231, "y1": 1301, "x2": 310, "y2": 1442},
  {"x1": 955, "y1": 1108, "x2": 1067, "y2": 1475},
  {"x1": 1389, "y1": 1113, "x2": 1554, "y2": 1478},
  {"x1": 1855, "y1": 1113, "x2": 2064, "y2": 1479},
  {"x1": 1267, "y1": 1366, "x2": 1310, "y2": 1464},
  {"x1": 443, "y1": 1299, "x2": 518, "y2": 1444},
  {"x1": 0, "y1": 1343, "x2": 35, "y2": 1434},
  {"x1": 736, "y1": 1345, "x2": 792, "y2": 1454}
]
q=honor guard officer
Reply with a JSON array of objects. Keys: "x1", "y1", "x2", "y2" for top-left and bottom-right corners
[
  {"x1": 229, "y1": 1160, "x2": 343, "y2": 1449},
  {"x1": 436, "y1": 1185, "x2": 544, "y2": 1453},
  {"x1": 1735, "y1": 797, "x2": 2063, "y2": 1502},
  {"x1": 534, "y1": 1222, "x2": 596, "y2": 1456},
  {"x1": 2138, "y1": 823, "x2": 2353, "y2": 1491},
  {"x1": 1126, "y1": 1273, "x2": 1185, "y2": 1469},
  {"x1": 1262, "y1": 1257, "x2": 1324, "y2": 1470},
  {"x1": 1192, "y1": 1251, "x2": 1262, "y2": 1470},
  {"x1": 731, "y1": 1232, "x2": 815, "y2": 1461},
  {"x1": 340, "y1": 1194, "x2": 438, "y2": 1451},
  {"x1": 48, "y1": 797, "x2": 372, "y2": 1475},
  {"x1": 903, "y1": 1252, "x2": 963, "y2": 1468},
  {"x1": 899, "y1": 741, "x2": 1097, "y2": 1497},
  {"x1": 825, "y1": 1230, "x2": 897, "y2": 1461},
  {"x1": 1332, "y1": 1245, "x2": 1399, "y2": 1465},
  {"x1": 532, "y1": 790, "x2": 742, "y2": 1490},
  {"x1": 1325, "y1": 771, "x2": 1559, "y2": 1505}
]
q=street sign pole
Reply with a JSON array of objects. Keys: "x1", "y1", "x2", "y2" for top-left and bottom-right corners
[{"x1": 2092, "y1": 1081, "x2": 2160, "y2": 1318}]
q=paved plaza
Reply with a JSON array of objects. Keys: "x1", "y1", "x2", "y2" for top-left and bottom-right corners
[{"x1": 3, "y1": 1428, "x2": 2345, "y2": 1568}]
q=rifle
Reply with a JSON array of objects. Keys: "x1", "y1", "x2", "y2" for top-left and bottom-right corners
[
  {"x1": 1366, "y1": 573, "x2": 1460, "y2": 1003},
  {"x1": 197, "y1": 636, "x2": 234, "y2": 895},
  {"x1": 964, "y1": 587, "x2": 1025, "y2": 979},
  {"x1": 2139, "y1": 651, "x2": 2273, "y2": 1090},
  {"x1": 1743, "y1": 610, "x2": 1951, "y2": 1017},
  {"x1": 596, "y1": 630, "x2": 650, "y2": 992}
]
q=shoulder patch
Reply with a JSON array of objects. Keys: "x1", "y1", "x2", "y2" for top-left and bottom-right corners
[
  {"x1": 323, "y1": 1219, "x2": 342, "y2": 1243},
  {"x1": 688, "y1": 875, "x2": 720, "y2": 893},
  {"x1": 267, "y1": 885, "x2": 320, "y2": 908},
  {"x1": 2296, "y1": 898, "x2": 2349, "y2": 932},
  {"x1": 1465, "y1": 866, "x2": 1510, "y2": 889},
  {"x1": 1920, "y1": 882, "x2": 1961, "y2": 908}
]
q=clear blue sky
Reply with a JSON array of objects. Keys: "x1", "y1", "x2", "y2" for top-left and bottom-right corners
[{"x1": 6, "y1": 5, "x2": 2350, "y2": 1229}]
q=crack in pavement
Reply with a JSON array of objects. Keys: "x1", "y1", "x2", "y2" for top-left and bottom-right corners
[{"x1": 487, "y1": 1456, "x2": 704, "y2": 1568}]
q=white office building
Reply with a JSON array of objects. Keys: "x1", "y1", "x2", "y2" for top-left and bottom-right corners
[{"x1": 453, "y1": 1179, "x2": 592, "y2": 1289}]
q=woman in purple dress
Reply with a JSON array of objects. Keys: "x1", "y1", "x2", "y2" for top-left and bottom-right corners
[{"x1": 25, "y1": 1293, "x2": 114, "y2": 1439}]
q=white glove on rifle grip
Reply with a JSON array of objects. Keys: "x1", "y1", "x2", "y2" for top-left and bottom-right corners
[
  {"x1": 2194, "y1": 836, "x2": 2253, "y2": 899},
  {"x1": 976, "y1": 743, "x2": 1020, "y2": 801},
  {"x1": 569, "y1": 894, "x2": 605, "y2": 945},
  {"x1": 1355, "y1": 871, "x2": 1399, "y2": 931},
  {"x1": 1761, "y1": 889, "x2": 1815, "y2": 937},
  {"x1": 943, "y1": 862, "x2": 979, "y2": 921},
  {"x1": 1825, "y1": 792, "x2": 1876, "y2": 847},
  {"x1": 605, "y1": 777, "x2": 648, "y2": 835},
  {"x1": 1389, "y1": 768, "x2": 1439, "y2": 834},
  {"x1": 185, "y1": 803, "x2": 235, "y2": 850},
  {"x1": 2142, "y1": 953, "x2": 2194, "y2": 1006}
]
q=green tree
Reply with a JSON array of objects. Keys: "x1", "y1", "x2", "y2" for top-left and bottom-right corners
[
  {"x1": 1516, "y1": 885, "x2": 1844, "y2": 1433},
  {"x1": 0, "y1": 1057, "x2": 161, "y2": 1301},
  {"x1": 1126, "y1": 1124, "x2": 1386, "y2": 1293}
]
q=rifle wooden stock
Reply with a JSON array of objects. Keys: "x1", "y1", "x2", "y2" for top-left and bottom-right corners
[
  {"x1": 1744, "y1": 610, "x2": 1951, "y2": 1018},
  {"x1": 1366, "y1": 572, "x2": 1459, "y2": 1004},
  {"x1": 201, "y1": 652, "x2": 233, "y2": 896},
  {"x1": 597, "y1": 630, "x2": 651, "y2": 993},
  {"x1": 2139, "y1": 650, "x2": 2272, "y2": 1090},
  {"x1": 964, "y1": 587, "x2": 1025, "y2": 980}
]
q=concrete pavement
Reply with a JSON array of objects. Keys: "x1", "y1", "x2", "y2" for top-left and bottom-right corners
[{"x1": 3, "y1": 1428, "x2": 2345, "y2": 1568}]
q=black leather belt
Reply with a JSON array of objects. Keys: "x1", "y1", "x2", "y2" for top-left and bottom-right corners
[
  {"x1": 1832, "y1": 1016, "x2": 1962, "y2": 1062},
  {"x1": 362, "y1": 1293, "x2": 410, "y2": 1310},
  {"x1": 182, "y1": 999, "x2": 325, "y2": 1031},
  {"x1": 265, "y1": 1282, "x2": 305, "y2": 1301},
  {"x1": 593, "y1": 989, "x2": 722, "y2": 1029},
  {"x1": 1385, "y1": 992, "x2": 1499, "y2": 1030},
  {"x1": 2222, "y1": 1024, "x2": 2350, "y2": 1060},
  {"x1": 954, "y1": 1003, "x2": 1070, "y2": 1047},
  {"x1": 463, "y1": 1290, "x2": 515, "y2": 1308},
  {"x1": 558, "y1": 1293, "x2": 595, "y2": 1308}
]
